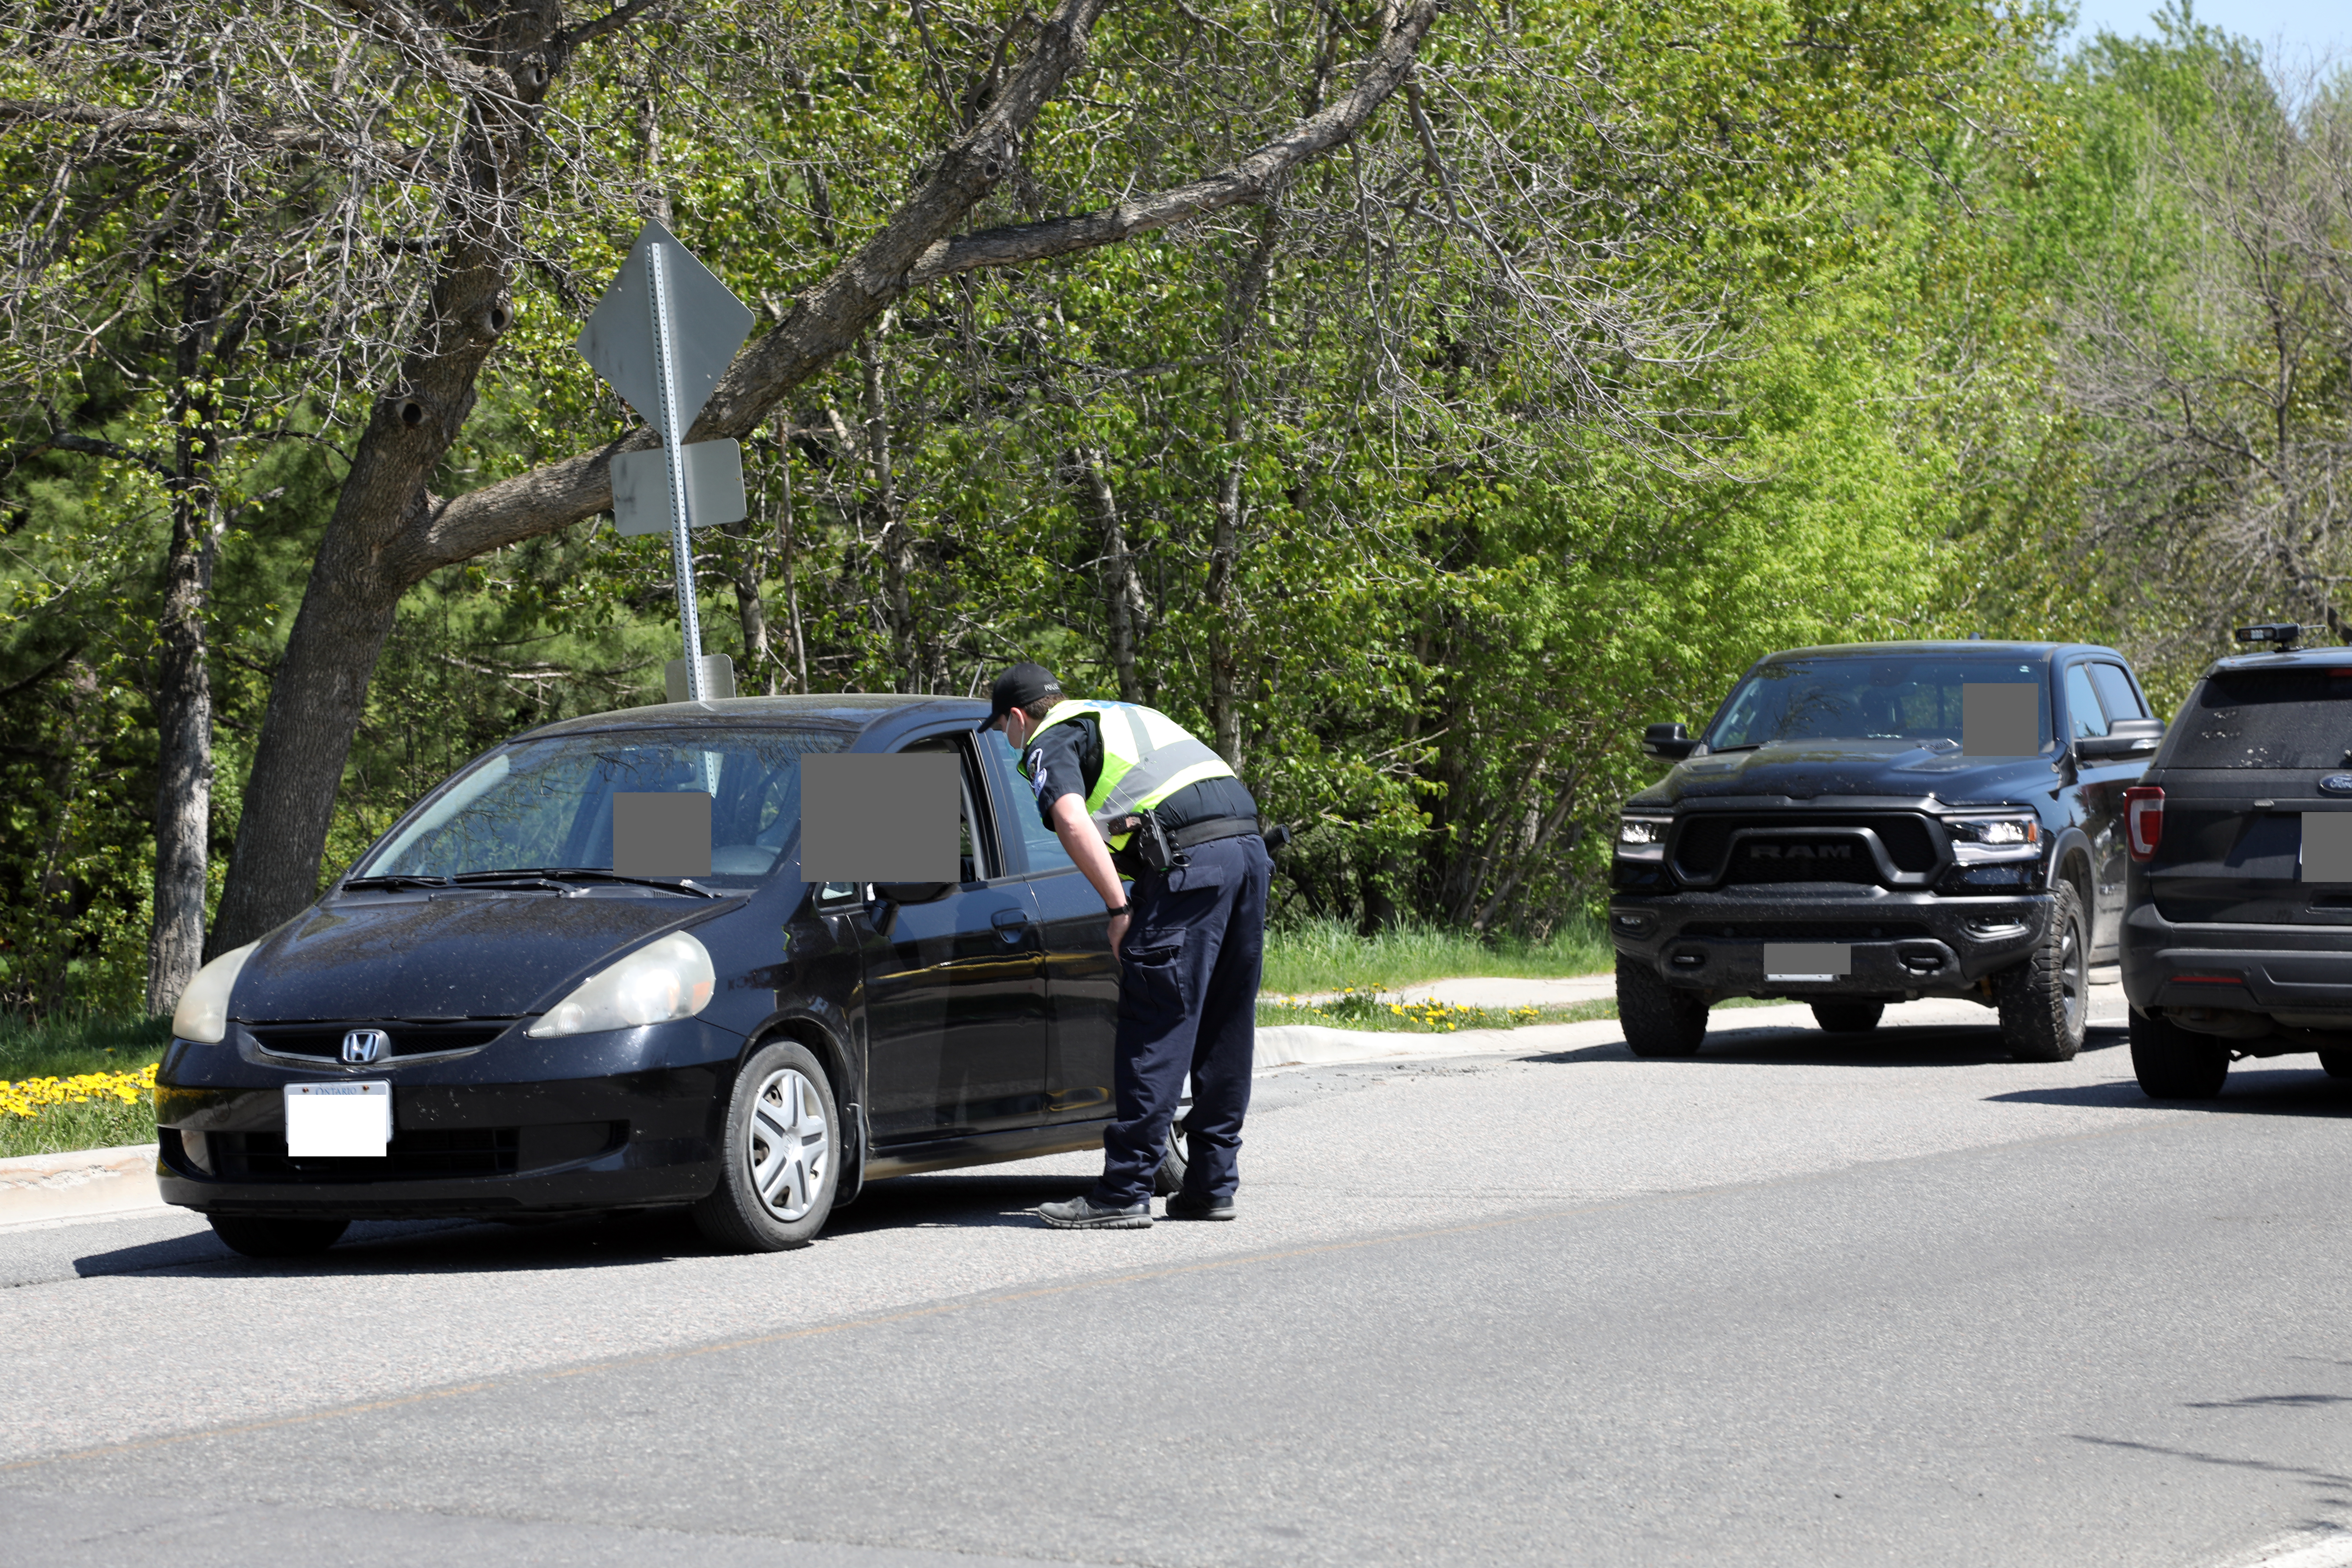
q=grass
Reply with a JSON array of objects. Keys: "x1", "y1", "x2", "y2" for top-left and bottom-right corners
[
  {"x1": 1258, "y1": 915, "x2": 1613, "y2": 997},
  {"x1": 1255, "y1": 990, "x2": 1782, "y2": 1033},
  {"x1": 0, "y1": 1013, "x2": 170, "y2": 1159}
]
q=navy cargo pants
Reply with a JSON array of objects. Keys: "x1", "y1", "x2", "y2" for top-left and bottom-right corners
[{"x1": 1093, "y1": 831, "x2": 1273, "y2": 1209}]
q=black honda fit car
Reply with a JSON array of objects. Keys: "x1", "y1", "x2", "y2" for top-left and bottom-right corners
[{"x1": 156, "y1": 696, "x2": 1160, "y2": 1256}]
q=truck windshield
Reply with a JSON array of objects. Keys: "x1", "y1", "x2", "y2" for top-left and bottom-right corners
[
  {"x1": 352, "y1": 726, "x2": 851, "y2": 886},
  {"x1": 2169, "y1": 669, "x2": 2352, "y2": 769},
  {"x1": 1708, "y1": 658, "x2": 2051, "y2": 751}
]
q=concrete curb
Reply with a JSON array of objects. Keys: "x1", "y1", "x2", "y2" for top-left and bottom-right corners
[{"x1": 0, "y1": 1143, "x2": 163, "y2": 1228}]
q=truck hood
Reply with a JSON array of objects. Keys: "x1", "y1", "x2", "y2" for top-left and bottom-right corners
[
  {"x1": 1629, "y1": 740, "x2": 2062, "y2": 808},
  {"x1": 230, "y1": 892, "x2": 717, "y2": 1021}
]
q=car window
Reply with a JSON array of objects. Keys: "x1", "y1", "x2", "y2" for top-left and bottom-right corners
[
  {"x1": 2169, "y1": 668, "x2": 2352, "y2": 769},
  {"x1": 356, "y1": 725, "x2": 850, "y2": 886},
  {"x1": 2091, "y1": 663, "x2": 2146, "y2": 721},
  {"x1": 896, "y1": 735, "x2": 995, "y2": 882},
  {"x1": 978, "y1": 724, "x2": 1075, "y2": 875},
  {"x1": 1708, "y1": 657, "x2": 2051, "y2": 751},
  {"x1": 2064, "y1": 664, "x2": 2110, "y2": 738}
]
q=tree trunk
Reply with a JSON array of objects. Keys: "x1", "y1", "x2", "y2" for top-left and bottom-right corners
[
  {"x1": 1075, "y1": 448, "x2": 1145, "y2": 702},
  {"x1": 862, "y1": 324, "x2": 916, "y2": 688},
  {"x1": 145, "y1": 263, "x2": 222, "y2": 1012},
  {"x1": 1205, "y1": 208, "x2": 1282, "y2": 770}
]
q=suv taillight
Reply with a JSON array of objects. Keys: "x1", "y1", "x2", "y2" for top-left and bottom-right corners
[{"x1": 2124, "y1": 785, "x2": 2164, "y2": 862}]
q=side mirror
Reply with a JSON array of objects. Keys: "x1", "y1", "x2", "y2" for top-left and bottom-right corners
[
  {"x1": 2074, "y1": 717, "x2": 2164, "y2": 760},
  {"x1": 1642, "y1": 722, "x2": 1701, "y2": 761}
]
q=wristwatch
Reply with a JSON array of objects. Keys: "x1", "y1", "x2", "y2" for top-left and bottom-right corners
[{"x1": 1106, "y1": 903, "x2": 1131, "y2": 917}]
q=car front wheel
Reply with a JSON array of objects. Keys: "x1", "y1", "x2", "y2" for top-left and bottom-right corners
[
  {"x1": 693, "y1": 1038, "x2": 840, "y2": 1253},
  {"x1": 2130, "y1": 1008, "x2": 2230, "y2": 1099},
  {"x1": 1617, "y1": 955, "x2": 1708, "y2": 1058},
  {"x1": 1996, "y1": 882, "x2": 2088, "y2": 1063}
]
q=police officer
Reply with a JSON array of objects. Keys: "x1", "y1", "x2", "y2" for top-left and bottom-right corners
[{"x1": 984, "y1": 662, "x2": 1272, "y2": 1230}]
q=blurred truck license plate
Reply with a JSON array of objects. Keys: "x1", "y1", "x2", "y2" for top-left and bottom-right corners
[
  {"x1": 1764, "y1": 943, "x2": 1851, "y2": 982},
  {"x1": 284, "y1": 1082, "x2": 391, "y2": 1157}
]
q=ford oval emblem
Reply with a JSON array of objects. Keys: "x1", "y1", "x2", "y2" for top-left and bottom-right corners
[{"x1": 2322, "y1": 775, "x2": 2352, "y2": 796}]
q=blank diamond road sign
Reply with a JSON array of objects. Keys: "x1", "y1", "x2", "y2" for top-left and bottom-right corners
[{"x1": 575, "y1": 218, "x2": 755, "y2": 438}]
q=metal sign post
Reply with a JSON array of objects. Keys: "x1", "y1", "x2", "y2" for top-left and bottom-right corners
[{"x1": 576, "y1": 218, "x2": 755, "y2": 703}]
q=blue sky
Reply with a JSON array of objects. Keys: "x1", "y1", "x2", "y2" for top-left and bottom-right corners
[{"x1": 2063, "y1": 0, "x2": 2346, "y2": 55}]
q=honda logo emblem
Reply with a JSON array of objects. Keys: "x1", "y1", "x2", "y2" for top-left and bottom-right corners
[{"x1": 341, "y1": 1029, "x2": 389, "y2": 1065}]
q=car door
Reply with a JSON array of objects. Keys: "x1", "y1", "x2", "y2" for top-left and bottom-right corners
[
  {"x1": 858, "y1": 730, "x2": 1048, "y2": 1143},
  {"x1": 2063, "y1": 660, "x2": 2131, "y2": 954},
  {"x1": 979, "y1": 730, "x2": 1120, "y2": 1126}
]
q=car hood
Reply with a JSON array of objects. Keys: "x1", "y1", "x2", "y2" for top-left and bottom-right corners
[
  {"x1": 1628, "y1": 740, "x2": 2061, "y2": 807},
  {"x1": 231, "y1": 892, "x2": 718, "y2": 1021}
]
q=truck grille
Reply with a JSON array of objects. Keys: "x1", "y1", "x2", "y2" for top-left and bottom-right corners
[{"x1": 1671, "y1": 814, "x2": 1941, "y2": 889}]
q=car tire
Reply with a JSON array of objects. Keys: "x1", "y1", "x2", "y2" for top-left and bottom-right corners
[
  {"x1": 692, "y1": 1038, "x2": 840, "y2": 1253},
  {"x1": 1154, "y1": 1124, "x2": 1188, "y2": 1197},
  {"x1": 208, "y1": 1215, "x2": 349, "y2": 1259},
  {"x1": 2130, "y1": 1008, "x2": 2231, "y2": 1099},
  {"x1": 2322, "y1": 1050, "x2": 2352, "y2": 1079},
  {"x1": 1996, "y1": 881, "x2": 2088, "y2": 1063},
  {"x1": 1617, "y1": 955, "x2": 1708, "y2": 1057},
  {"x1": 1811, "y1": 1002, "x2": 1884, "y2": 1035}
]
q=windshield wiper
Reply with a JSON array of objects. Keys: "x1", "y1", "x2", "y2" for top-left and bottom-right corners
[
  {"x1": 1709, "y1": 744, "x2": 1763, "y2": 753},
  {"x1": 449, "y1": 867, "x2": 724, "y2": 898},
  {"x1": 341, "y1": 874, "x2": 451, "y2": 891}
]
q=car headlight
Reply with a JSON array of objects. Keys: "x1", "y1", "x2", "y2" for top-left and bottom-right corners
[
  {"x1": 1616, "y1": 814, "x2": 1671, "y2": 861},
  {"x1": 170, "y1": 941, "x2": 260, "y2": 1044},
  {"x1": 1946, "y1": 814, "x2": 2040, "y2": 862},
  {"x1": 526, "y1": 931, "x2": 716, "y2": 1038}
]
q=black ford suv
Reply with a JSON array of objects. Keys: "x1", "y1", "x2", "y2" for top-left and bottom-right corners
[
  {"x1": 2122, "y1": 626, "x2": 2352, "y2": 1098},
  {"x1": 1610, "y1": 642, "x2": 2163, "y2": 1061}
]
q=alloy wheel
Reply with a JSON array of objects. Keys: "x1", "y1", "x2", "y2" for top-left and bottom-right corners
[
  {"x1": 2060, "y1": 916, "x2": 2084, "y2": 1032},
  {"x1": 748, "y1": 1067, "x2": 830, "y2": 1223}
]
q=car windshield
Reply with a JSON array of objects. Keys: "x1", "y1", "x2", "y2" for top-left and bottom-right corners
[
  {"x1": 2169, "y1": 669, "x2": 2352, "y2": 769},
  {"x1": 352, "y1": 726, "x2": 852, "y2": 886},
  {"x1": 1708, "y1": 657, "x2": 2052, "y2": 751}
]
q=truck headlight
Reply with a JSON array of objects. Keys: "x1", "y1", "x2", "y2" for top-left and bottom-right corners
[
  {"x1": 170, "y1": 941, "x2": 260, "y2": 1044},
  {"x1": 1617, "y1": 814, "x2": 1671, "y2": 860},
  {"x1": 526, "y1": 931, "x2": 716, "y2": 1038},
  {"x1": 1947, "y1": 814, "x2": 2040, "y2": 863}
]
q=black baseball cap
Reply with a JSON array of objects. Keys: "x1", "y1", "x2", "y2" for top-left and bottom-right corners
[{"x1": 987, "y1": 662, "x2": 1063, "y2": 727}]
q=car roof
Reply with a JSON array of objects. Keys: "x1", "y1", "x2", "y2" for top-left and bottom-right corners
[
  {"x1": 2206, "y1": 646, "x2": 2352, "y2": 677},
  {"x1": 516, "y1": 693, "x2": 990, "y2": 744},
  {"x1": 1757, "y1": 640, "x2": 2119, "y2": 664}
]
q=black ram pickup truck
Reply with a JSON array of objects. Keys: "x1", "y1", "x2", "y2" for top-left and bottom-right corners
[{"x1": 1609, "y1": 641, "x2": 2163, "y2": 1061}]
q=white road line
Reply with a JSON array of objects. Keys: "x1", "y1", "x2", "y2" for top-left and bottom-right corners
[{"x1": 2228, "y1": 1530, "x2": 2352, "y2": 1568}]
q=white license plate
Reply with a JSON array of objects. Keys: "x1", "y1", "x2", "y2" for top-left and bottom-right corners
[{"x1": 284, "y1": 1082, "x2": 391, "y2": 1157}]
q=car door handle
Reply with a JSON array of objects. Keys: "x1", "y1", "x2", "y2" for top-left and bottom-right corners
[{"x1": 991, "y1": 908, "x2": 1032, "y2": 941}]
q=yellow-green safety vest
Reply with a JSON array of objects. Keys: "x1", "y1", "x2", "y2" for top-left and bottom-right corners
[{"x1": 1018, "y1": 700, "x2": 1238, "y2": 849}]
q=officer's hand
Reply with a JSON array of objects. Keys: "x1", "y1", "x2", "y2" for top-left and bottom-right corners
[{"x1": 1107, "y1": 909, "x2": 1131, "y2": 959}]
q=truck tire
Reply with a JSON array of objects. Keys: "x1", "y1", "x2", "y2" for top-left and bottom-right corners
[
  {"x1": 1154, "y1": 1124, "x2": 1188, "y2": 1196},
  {"x1": 2322, "y1": 1050, "x2": 2352, "y2": 1079},
  {"x1": 1996, "y1": 881, "x2": 2088, "y2": 1063},
  {"x1": 1617, "y1": 955, "x2": 1708, "y2": 1058},
  {"x1": 2130, "y1": 1008, "x2": 2231, "y2": 1099},
  {"x1": 1811, "y1": 1002, "x2": 1884, "y2": 1035}
]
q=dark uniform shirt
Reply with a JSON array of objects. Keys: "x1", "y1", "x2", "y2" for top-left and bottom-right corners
[{"x1": 1026, "y1": 713, "x2": 1259, "y2": 835}]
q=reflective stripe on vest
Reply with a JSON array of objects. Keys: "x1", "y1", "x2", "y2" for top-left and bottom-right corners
[{"x1": 1019, "y1": 700, "x2": 1237, "y2": 848}]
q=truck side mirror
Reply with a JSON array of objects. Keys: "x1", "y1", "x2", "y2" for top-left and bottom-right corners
[
  {"x1": 1642, "y1": 722, "x2": 1701, "y2": 761},
  {"x1": 2074, "y1": 717, "x2": 2165, "y2": 760}
]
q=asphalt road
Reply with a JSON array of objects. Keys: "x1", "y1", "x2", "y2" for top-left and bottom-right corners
[{"x1": 6, "y1": 998, "x2": 2352, "y2": 1568}]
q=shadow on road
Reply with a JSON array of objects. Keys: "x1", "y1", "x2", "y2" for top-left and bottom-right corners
[
  {"x1": 1537, "y1": 1021, "x2": 2131, "y2": 1070},
  {"x1": 826, "y1": 1173, "x2": 1087, "y2": 1236},
  {"x1": 1991, "y1": 1064, "x2": 2352, "y2": 1116}
]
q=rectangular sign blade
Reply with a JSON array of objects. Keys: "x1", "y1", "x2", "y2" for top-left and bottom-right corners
[{"x1": 611, "y1": 439, "x2": 748, "y2": 537}]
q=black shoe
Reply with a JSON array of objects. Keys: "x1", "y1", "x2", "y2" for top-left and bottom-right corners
[
  {"x1": 1165, "y1": 1191, "x2": 1237, "y2": 1221},
  {"x1": 1037, "y1": 1195, "x2": 1152, "y2": 1230}
]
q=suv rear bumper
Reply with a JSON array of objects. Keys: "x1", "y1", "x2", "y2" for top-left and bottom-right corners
[
  {"x1": 2120, "y1": 902, "x2": 2352, "y2": 1034},
  {"x1": 1609, "y1": 888, "x2": 2050, "y2": 1002}
]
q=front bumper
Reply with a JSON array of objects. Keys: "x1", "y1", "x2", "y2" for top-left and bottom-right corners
[
  {"x1": 2119, "y1": 901, "x2": 2352, "y2": 1033},
  {"x1": 153, "y1": 1017, "x2": 746, "y2": 1220},
  {"x1": 1609, "y1": 888, "x2": 2051, "y2": 1002}
]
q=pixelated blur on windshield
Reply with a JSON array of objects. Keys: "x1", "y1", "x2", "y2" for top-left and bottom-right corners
[{"x1": 1707, "y1": 658, "x2": 2050, "y2": 751}]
